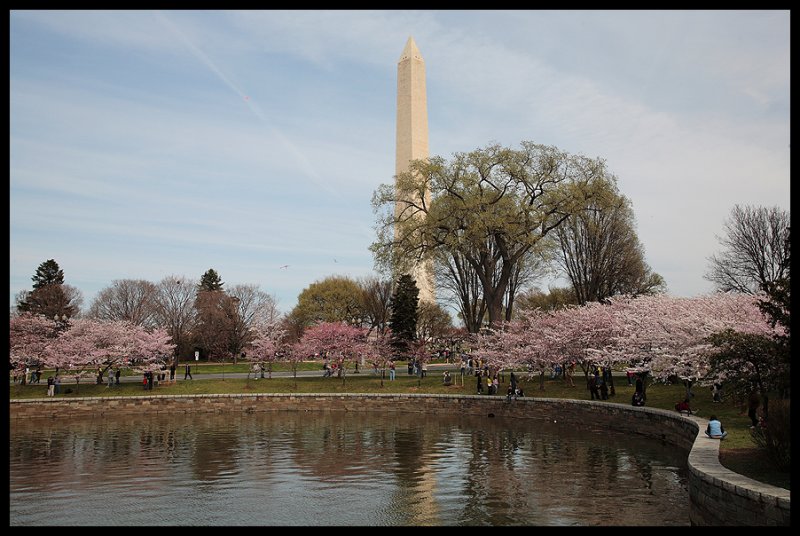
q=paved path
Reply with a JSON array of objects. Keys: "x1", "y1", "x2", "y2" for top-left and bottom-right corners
[{"x1": 21, "y1": 363, "x2": 460, "y2": 386}]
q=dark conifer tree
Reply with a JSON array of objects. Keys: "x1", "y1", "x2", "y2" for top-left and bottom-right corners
[
  {"x1": 198, "y1": 269, "x2": 224, "y2": 292},
  {"x1": 389, "y1": 274, "x2": 419, "y2": 355},
  {"x1": 32, "y1": 259, "x2": 65, "y2": 289}
]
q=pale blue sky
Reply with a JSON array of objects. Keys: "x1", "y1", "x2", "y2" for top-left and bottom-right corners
[{"x1": 10, "y1": 10, "x2": 791, "y2": 316}]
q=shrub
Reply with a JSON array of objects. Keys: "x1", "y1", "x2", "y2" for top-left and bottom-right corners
[{"x1": 750, "y1": 398, "x2": 790, "y2": 471}]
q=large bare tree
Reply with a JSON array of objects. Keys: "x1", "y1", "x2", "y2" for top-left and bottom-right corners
[
  {"x1": 416, "y1": 300, "x2": 454, "y2": 342},
  {"x1": 705, "y1": 205, "x2": 790, "y2": 294},
  {"x1": 87, "y1": 279, "x2": 158, "y2": 327},
  {"x1": 193, "y1": 289, "x2": 239, "y2": 362},
  {"x1": 434, "y1": 248, "x2": 486, "y2": 333},
  {"x1": 372, "y1": 141, "x2": 605, "y2": 328},
  {"x1": 152, "y1": 276, "x2": 197, "y2": 365},
  {"x1": 554, "y1": 177, "x2": 665, "y2": 304},
  {"x1": 357, "y1": 275, "x2": 393, "y2": 336},
  {"x1": 227, "y1": 283, "x2": 280, "y2": 363},
  {"x1": 434, "y1": 243, "x2": 551, "y2": 331}
]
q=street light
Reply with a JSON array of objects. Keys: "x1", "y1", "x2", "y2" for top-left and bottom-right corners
[{"x1": 54, "y1": 313, "x2": 69, "y2": 331}]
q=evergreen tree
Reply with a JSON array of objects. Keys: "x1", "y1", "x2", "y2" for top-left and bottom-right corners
[
  {"x1": 32, "y1": 259, "x2": 65, "y2": 289},
  {"x1": 389, "y1": 274, "x2": 419, "y2": 354},
  {"x1": 16, "y1": 259, "x2": 81, "y2": 318},
  {"x1": 198, "y1": 269, "x2": 224, "y2": 292}
]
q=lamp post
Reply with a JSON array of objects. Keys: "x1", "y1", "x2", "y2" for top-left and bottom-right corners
[{"x1": 53, "y1": 313, "x2": 69, "y2": 332}]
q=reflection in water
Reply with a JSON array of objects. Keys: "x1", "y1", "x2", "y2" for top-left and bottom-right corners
[{"x1": 10, "y1": 412, "x2": 689, "y2": 526}]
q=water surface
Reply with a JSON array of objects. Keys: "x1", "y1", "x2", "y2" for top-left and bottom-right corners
[{"x1": 10, "y1": 411, "x2": 689, "y2": 525}]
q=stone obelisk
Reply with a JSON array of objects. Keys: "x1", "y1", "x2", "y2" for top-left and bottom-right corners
[{"x1": 395, "y1": 36, "x2": 435, "y2": 303}]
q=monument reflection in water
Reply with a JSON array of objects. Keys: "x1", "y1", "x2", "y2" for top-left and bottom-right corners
[{"x1": 10, "y1": 410, "x2": 689, "y2": 526}]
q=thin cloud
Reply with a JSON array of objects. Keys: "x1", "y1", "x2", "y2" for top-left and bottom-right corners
[{"x1": 10, "y1": 10, "x2": 790, "y2": 313}]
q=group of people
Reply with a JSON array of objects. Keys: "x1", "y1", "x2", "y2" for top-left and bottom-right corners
[
  {"x1": 322, "y1": 360, "x2": 339, "y2": 378},
  {"x1": 45, "y1": 374, "x2": 62, "y2": 396},
  {"x1": 11, "y1": 366, "x2": 43, "y2": 385},
  {"x1": 406, "y1": 359, "x2": 428, "y2": 377},
  {"x1": 588, "y1": 365, "x2": 614, "y2": 400}
]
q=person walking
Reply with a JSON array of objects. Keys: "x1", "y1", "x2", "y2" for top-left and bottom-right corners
[
  {"x1": 115, "y1": 368, "x2": 121, "y2": 385},
  {"x1": 389, "y1": 361, "x2": 396, "y2": 381},
  {"x1": 107, "y1": 368, "x2": 114, "y2": 388},
  {"x1": 184, "y1": 363, "x2": 193, "y2": 380}
]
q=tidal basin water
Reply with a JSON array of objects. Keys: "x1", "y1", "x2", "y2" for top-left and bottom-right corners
[{"x1": 10, "y1": 410, "x2": 689, "y2": 526}]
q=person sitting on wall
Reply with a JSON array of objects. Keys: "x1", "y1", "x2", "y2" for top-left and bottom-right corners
[{"x1": 705, "y1": 415, "x2": 728, "y2": 439}]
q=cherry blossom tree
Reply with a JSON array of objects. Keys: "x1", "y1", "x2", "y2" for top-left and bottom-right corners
[
  {"x1": 406, "y1": 337, "x2": 431, "y2": 387},
  {"x1": 244, "y1": 321, "x2": 288, "y2": 380},
  {"x1": 41, "y1": 319, "x2": 172, "y2": 391},
  {"x1": 364, "y1": 329, "x2": 394, "y2": 387},
  {"x1": 470, "y1": 292, "x2": 779, "y2": 400},
  {"x1": 128, "y1": 325, "x2": 176, "y2": 373},
  {"x1": 9, "y1": 314, "x2": 60, "y2": 383},
  {"x1": 296, "y1": 321, "x2": 366, "y2": 386},
  {"x1": 606, "y1": 293, "x2": 778, "y2": 394},
  {"x1": 475, "y1": 301, "x2": 622, "y2": 393}
]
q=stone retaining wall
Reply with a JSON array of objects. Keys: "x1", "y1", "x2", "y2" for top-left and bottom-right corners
[{"x1": 9, "y1": 394, "x2": 790, "y2": 526}]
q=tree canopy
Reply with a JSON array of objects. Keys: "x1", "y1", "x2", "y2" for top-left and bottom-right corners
[
  {"x1": 288, "y1": 275, "x2": 366, "y2": 329},
  {"x1": 372, "y1": 141, "x2": 608, "y2": 328},
  {"x1": 554, "y1": 176, "x2": 665, "y2": 303}
]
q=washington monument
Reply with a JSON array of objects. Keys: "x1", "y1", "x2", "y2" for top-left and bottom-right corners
[{"x1": 395, "y1": 36, "x2": 435, "y2": 303}]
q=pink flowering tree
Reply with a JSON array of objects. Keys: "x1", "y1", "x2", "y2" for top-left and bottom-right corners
[
  {"x1": 467, "y1": 292, "x2": 780, "y2": 402},
  {"x1": 406, "y1": 337, "x2": 431, "y2": 387},
  {"x1": 245, "y1": 321, "x2": 288, "y2": 380},
  {"x1": 606, "y1": 292, "x2": 779, "y2": 399},
  {"x1": 296, "y1": 321, "x2": 366, "y2": 386},
  {"x1": 128, "y1": 325, "x2": 175, "y2": 374},
  {"x1": 42, "y1": 319, "x2": 172, "y2": 392},
  {"x1": 364, "y1": 328, "x2": 394, "y2": 387},
  {"x1": 548, "y1": 302, "x2": 624, "y2": 395},
  {"x1": 476, "y1": 302, "x2": 623, "y2": 393},
  {"x1": 9, "y1": 314, "x2": 60, "y2": 383},
  {"x1": 43, "y1": 319, "x2": 117, "y2": 388}
]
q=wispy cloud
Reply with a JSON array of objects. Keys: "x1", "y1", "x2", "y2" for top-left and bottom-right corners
[{"x1": 10, "y1": 10, "x2": 790, "y2": 313}]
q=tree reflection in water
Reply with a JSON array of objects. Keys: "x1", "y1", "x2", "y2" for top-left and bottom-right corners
[{"x1": 10, "y1": 412, "x2": 689, "y2": 526}]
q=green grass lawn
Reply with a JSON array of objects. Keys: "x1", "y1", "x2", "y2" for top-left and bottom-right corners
[{"x1": 10, "y1": 372, "x2": 789, "y2": 490}]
